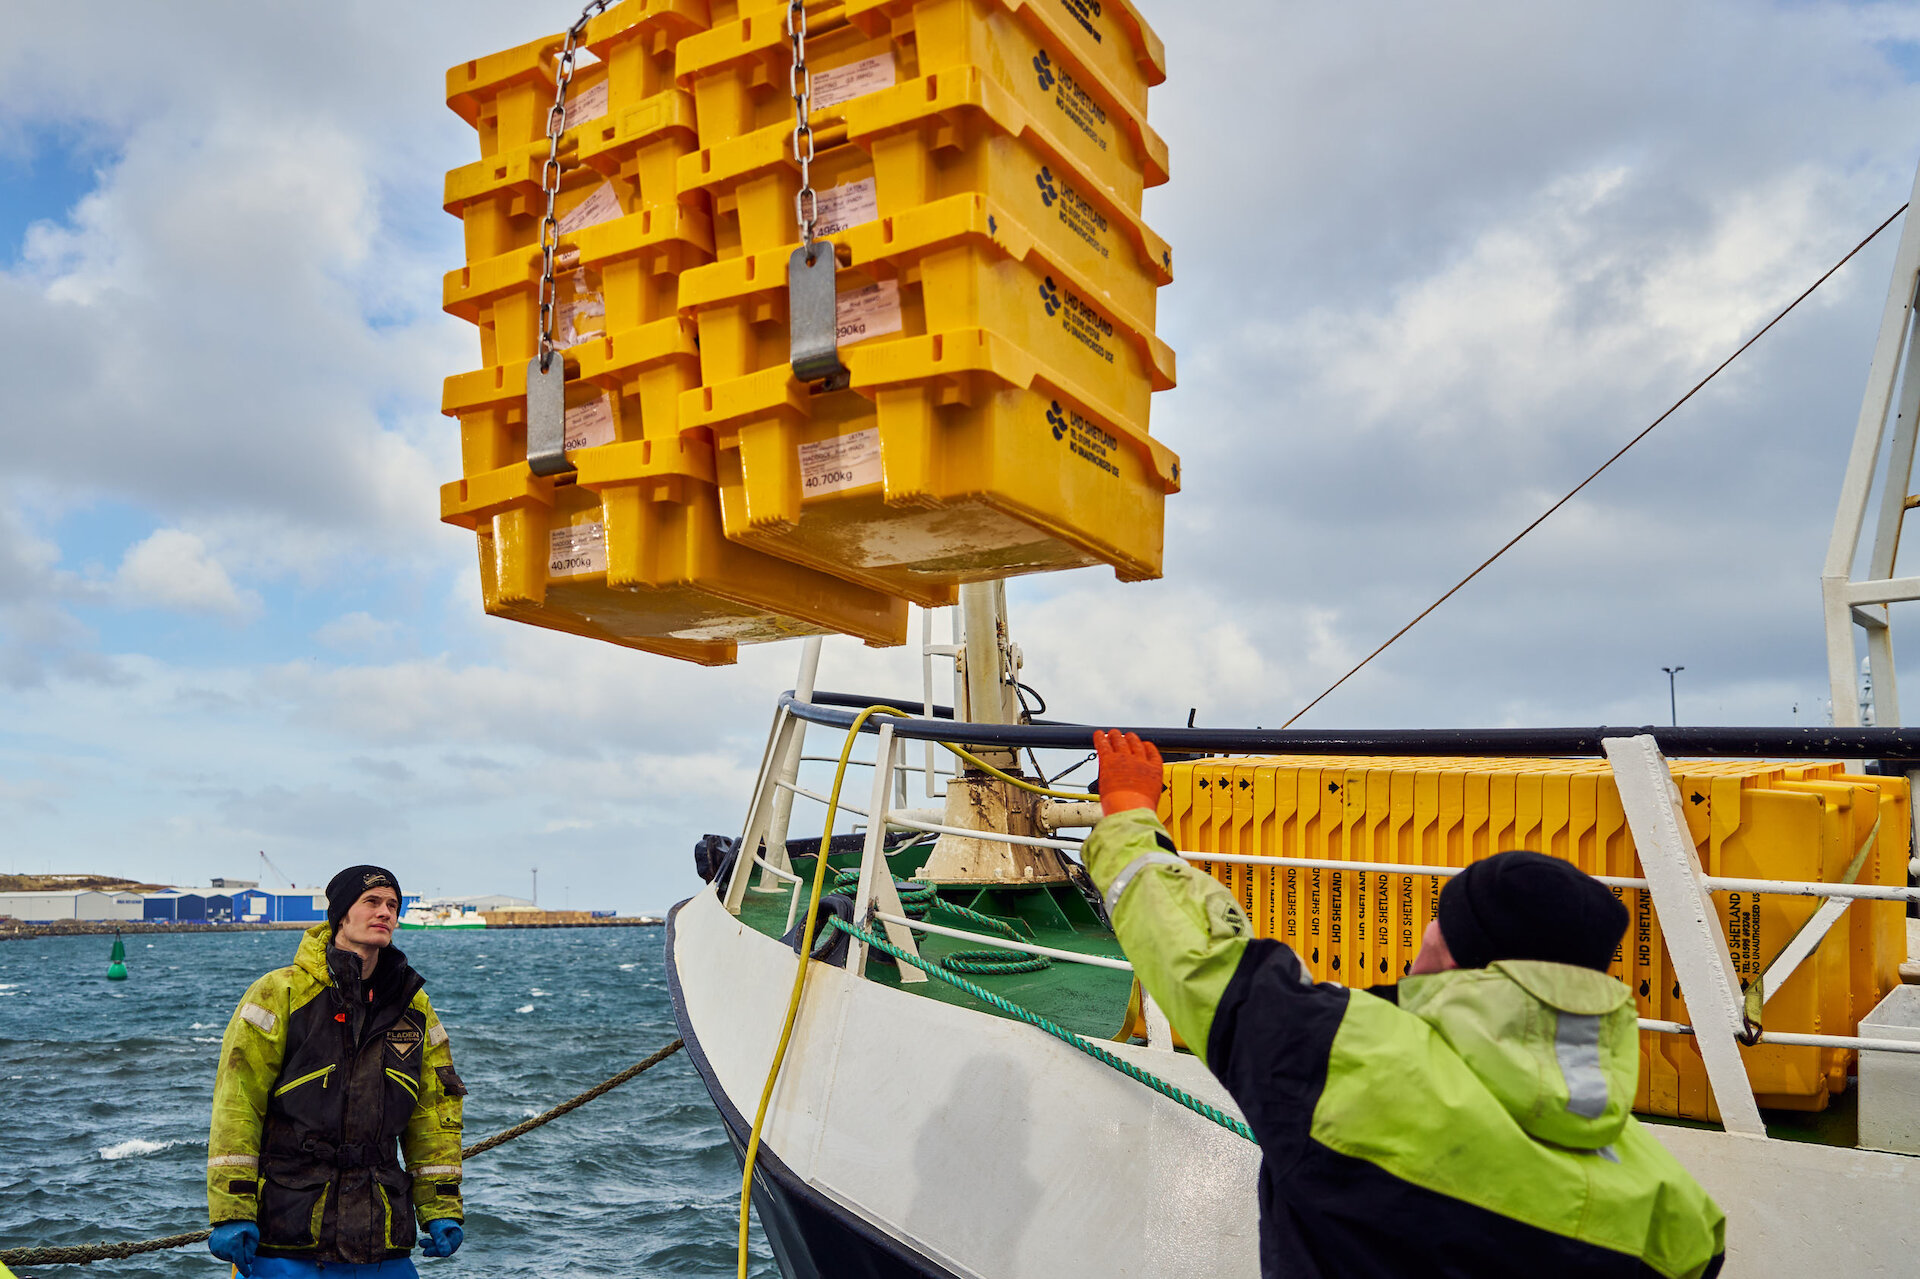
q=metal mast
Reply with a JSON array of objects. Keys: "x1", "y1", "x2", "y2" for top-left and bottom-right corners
[{"x1": 1823, "y1": 159, "x2": 1920, "y2": 729}]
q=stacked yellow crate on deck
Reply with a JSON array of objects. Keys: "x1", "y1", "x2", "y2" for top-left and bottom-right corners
[
  {"x1": 1161, "y1": 755, "x2": 1910, "y2": 1122},
  {"x1": 675, "y1": 0, "x2": 1178, "y2": 607},
  {"x1": 439, "y1": 0, "x2": 912, "y2": 665}
]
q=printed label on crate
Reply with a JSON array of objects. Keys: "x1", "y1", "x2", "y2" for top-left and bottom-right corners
[
  {"x1": 564, "y1": 80, "x2": 608, "y2": 127},
  {"x1": 1057, "y1": 0, "x2": 1107, "y2": 43},
  {"x1": 557, "y1": 181, "x2": 622, "y2": 236},
  {"x1": 798, "y1": 427, "x2": 882, "y2": 497},
  {"x1": 548, "y1": 520, "x2": 607, "y2": 578},
  {"x1": 835, "y1": 280, "x2": 902, "y2": 345},
  {"x1": 1045, "y1": 399, "x2": 1119, "y2": 478},
  {"x1": 1036, "y1": 274, "x2": 1116, "y2": 366},
  {"x1": 1031, "y1": 49, "x2": 1111, "y2": 155},
  {"x1": 563, "y1": 395, "x2": 616, "y2": 451},
  {"x1": 813, "y1": 178, "x2": 878, "y2": 238},
  {"x1": 1033, "y1": 164, "x2": 1111, "y2": 261},
  {"x1": 810, "y1": 52, "x2": 897, "y2": 112},
  {"x1": 557, "y1": 271, "x2": 606, "y2": 347}
]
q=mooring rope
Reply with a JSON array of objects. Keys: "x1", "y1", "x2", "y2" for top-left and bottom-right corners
[
  {"x1": 827, "y1": 916, "x2": 1254, "y2": 1143},
  {"x1": 0, "y1": 1037, "x2": 684, "y2": 1269}
]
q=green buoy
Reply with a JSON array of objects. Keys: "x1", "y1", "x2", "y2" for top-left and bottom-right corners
[{"x1": 107, "y1": 933, "x2": 128, "y2": 982}]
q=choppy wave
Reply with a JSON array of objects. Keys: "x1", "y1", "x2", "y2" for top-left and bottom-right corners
[{"x1": 99, "y1": 1138, "x2": 183, "y2": 1161}]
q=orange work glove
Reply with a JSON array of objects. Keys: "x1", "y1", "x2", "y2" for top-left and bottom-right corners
[{"x1": 1094, "y1": 729, "x2": 1164, "y2": 816}]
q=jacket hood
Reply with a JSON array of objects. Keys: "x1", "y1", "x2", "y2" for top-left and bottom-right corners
[
  {"x1": 1397, "y1": 960, "x2": 1636, "y2": 1150},
  {"x1": 296, "y1": 922, "x2": 336, "y2": 983}
]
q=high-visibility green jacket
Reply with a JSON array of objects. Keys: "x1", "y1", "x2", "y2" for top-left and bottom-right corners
[
  {"x1": 1084, "y1": 809, "x2": 1726, "y2": 1279},
  {"x1": 207, "y1": 924, "x2": 465, "y2": 1264}
]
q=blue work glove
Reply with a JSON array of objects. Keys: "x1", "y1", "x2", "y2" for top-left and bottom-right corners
[
  {"x1": 420, "y1": 1218, "x2": 463, "y2": 1258},
  {"x1": 208, "y1": 1221, "x2": 259, "y2": 1275}
]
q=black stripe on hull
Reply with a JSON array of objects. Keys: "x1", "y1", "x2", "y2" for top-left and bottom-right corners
[{"x1": 667, "y1": 897, "x2": 966, "y2": 1279}]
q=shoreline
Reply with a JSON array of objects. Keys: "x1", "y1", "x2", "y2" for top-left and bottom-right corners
[{"x1": 0, "y1": 918, "x2": 665, "y2": 941}]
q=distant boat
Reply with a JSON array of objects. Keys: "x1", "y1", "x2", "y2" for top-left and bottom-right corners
[{"x1": 399, "y1": 902, "x2": 486, "y2": 930}]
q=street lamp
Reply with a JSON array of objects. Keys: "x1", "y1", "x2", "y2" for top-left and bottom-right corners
[{"x1": 1660, "y1": 666, "x2": 1685, "y2": 727}]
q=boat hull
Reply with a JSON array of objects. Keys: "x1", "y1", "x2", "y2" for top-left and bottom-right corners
[
  {"x1": 666, "y1": 884, "x2": 1263, "y2": 1279},
  {"x1": 668, "y1": 884, "x2": 1920, "y2": 1277}
]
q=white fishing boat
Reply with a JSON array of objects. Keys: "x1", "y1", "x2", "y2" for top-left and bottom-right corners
[{"x1": 399, "y1": 901, "x2": 488, "y2": 930}]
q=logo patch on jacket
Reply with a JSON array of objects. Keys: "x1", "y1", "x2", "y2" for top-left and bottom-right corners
[{"x1": 387, "y1": 1024, "x2": 423, "y2": 1058}]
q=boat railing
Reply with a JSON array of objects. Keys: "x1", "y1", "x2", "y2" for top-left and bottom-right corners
[{"x1": 726, "y1": 689, "x2": 1920, "y2": 1136}]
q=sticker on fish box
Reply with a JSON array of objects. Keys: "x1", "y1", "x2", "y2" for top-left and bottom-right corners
[
  {"x1": 813, "y1": 178, "x2": 877, "y2": 238},
  {"x1": 798, "y1": 428, "x2": 882, "y2": 497},
  {"x1": 810, "y1": 53, "x2": 896, "y2": 112},
  {"x1": 557, "y1": 181, "x2": 621, "y2": 236},
  {"x1": 564, "y1": 80, "x2": 608, "y2": 127},
  {"x1": 549, "y1": 520, "x2": 607, "y2": 578},
  {"x1": 836, "y1": 280, "x2": 901, "y2": 345},
  {"x1": 557, "y1": 272, "x2": 606, "y2": 347},
  {"x1": 563, "y1": 395, "x2": 615, "y2": 451}
]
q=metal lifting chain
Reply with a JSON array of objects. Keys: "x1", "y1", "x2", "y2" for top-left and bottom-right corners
[
  {"x1": 537, "y1": 0, "x2": 613, "y2": 372},
  {"x1": 783, "y1": 0, "x2": 850, "y2": 388},
  {"x1": 528, "y1": 0, "x2": 613, "y2": 478},
  {"x1": 787, "y1": 0, "x2": 820, "y2": 260}
]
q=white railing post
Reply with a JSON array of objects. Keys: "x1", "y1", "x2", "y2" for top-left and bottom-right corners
[
  {"x1": 1604, "y1": 735, "x2": 1768, "y2": 1138},
  {"x1": 760, "y1": 637, "x2": 824, "y2": 887},
  {"x1": 847, "y1": 723, "x2": 925, "y2": 982},
  {"x1": 724, "y1": 706, "x2": 801, "y2": 913}
]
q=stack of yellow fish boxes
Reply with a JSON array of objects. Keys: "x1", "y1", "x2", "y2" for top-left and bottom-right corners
[
  {"x1": 675, "y1": 0, "x2": 1178, "y2": 607},
  {"x1": 440, "y1": 1, "x2": 908, "y2": 665},
  {"x1": 439, "y1": 0, "x2": 1179, "y2": 662},
  {"x1": 1161, "y1": 755, "x2": 1910, "y2": 1121}
]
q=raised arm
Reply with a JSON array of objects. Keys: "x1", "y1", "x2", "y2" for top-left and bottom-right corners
[{"x1": 1080, "y1": 731, "x2": 1252, "y2": 1064}]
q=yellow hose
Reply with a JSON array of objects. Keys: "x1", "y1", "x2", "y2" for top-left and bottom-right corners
[
  {"x1": 940, "y1": 740, "x2": 1088, "y2": 800},
  {"x1": 736, "y1": 705, "x2": 889, "y2": 1277},
  {"x1": 735, "y1": 703, "x2": 1089, "y2": 1275}
]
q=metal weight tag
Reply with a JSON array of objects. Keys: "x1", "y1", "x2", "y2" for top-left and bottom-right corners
[
  {"x1": 789, "y1": 246, "x2": 849, "y2": 391},
  {"x1": 526, "y1": 357, "x2": 571, "y2": 476}
]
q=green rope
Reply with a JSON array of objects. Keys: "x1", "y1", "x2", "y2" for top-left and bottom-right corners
[
  {"x1": 828, "y1": 871, "x2": 1051, "y2": 975},
  {"x1": 828, "y1": 916, "x2": 1255, "y2": 1144}
]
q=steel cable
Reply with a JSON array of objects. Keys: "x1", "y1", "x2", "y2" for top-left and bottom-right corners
[{"x1": 1281, "y1": 201, "x2": 1911, "y2": 729}]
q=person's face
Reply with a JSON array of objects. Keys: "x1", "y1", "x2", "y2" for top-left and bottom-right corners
[
  {"x1": 338, "y1": 888, "x2": 400, "y2": 950},
  {"x1": 1408, "y1": 918, "x2": 1457, "y2": 976}
]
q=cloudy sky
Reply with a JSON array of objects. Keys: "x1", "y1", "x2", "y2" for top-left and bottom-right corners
[{"x1": 4, "y1": 3, "x2": 1919, "y2": 911}]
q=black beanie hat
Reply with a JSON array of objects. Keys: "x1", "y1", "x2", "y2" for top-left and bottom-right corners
[
  {"x1": 326, "y1": 865, "x2": 402, "y2": 931},
  {"x1": 1437, "y1": 850, "x2": 1627, "y2": 972}
]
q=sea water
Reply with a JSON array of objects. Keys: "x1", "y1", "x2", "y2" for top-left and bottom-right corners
[{"x1": 0, "y1": 927, "x2": 776, "y2": 1276}]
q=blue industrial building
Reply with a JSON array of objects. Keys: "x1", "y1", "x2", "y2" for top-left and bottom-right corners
[{"x1": 141, "y1": 890, "x2": 419, "y2": 924}]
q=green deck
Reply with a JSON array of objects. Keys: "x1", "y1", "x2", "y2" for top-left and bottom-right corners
[{"x1": 736, "y1": 845, "x2": 1137, "y2": 1042}]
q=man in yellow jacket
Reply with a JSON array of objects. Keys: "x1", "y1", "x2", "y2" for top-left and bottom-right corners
[
  {"x1": 206, "y1": 866, "x2": 466, "y2": 1277},
  {"x1": 1086, "y1": 731, "x2": 1726, "y2": 1279}
]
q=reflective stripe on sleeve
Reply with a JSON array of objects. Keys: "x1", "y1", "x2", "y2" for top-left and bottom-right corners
[
  {"x1": 1103, "y1": 852, "x2": 1190, "y2": 915},
  {"x1": 427, "y1": 1022, "x2": 448, "y2": 1048},
  {"x1": 1554, "y1": 1012, "x2": 1609, "y2": 1118},
  {"x1": 207, "y1": 1154, "x2": 260, "y2": 1169},
  {"x1": 417, "y1": 1164, "x2": 459, "y2": 1177},
  {"x1": 240, "y1": 1003, "x2": 277, "y2": 1034}
]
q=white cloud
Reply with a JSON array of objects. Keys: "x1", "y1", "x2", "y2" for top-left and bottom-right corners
[
  {"x1": 315, "y1": 611, "x2": 399, "y2": 651},
  {"x1": 113, "y1": 528, "x2": 258, "y2": 619}
]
